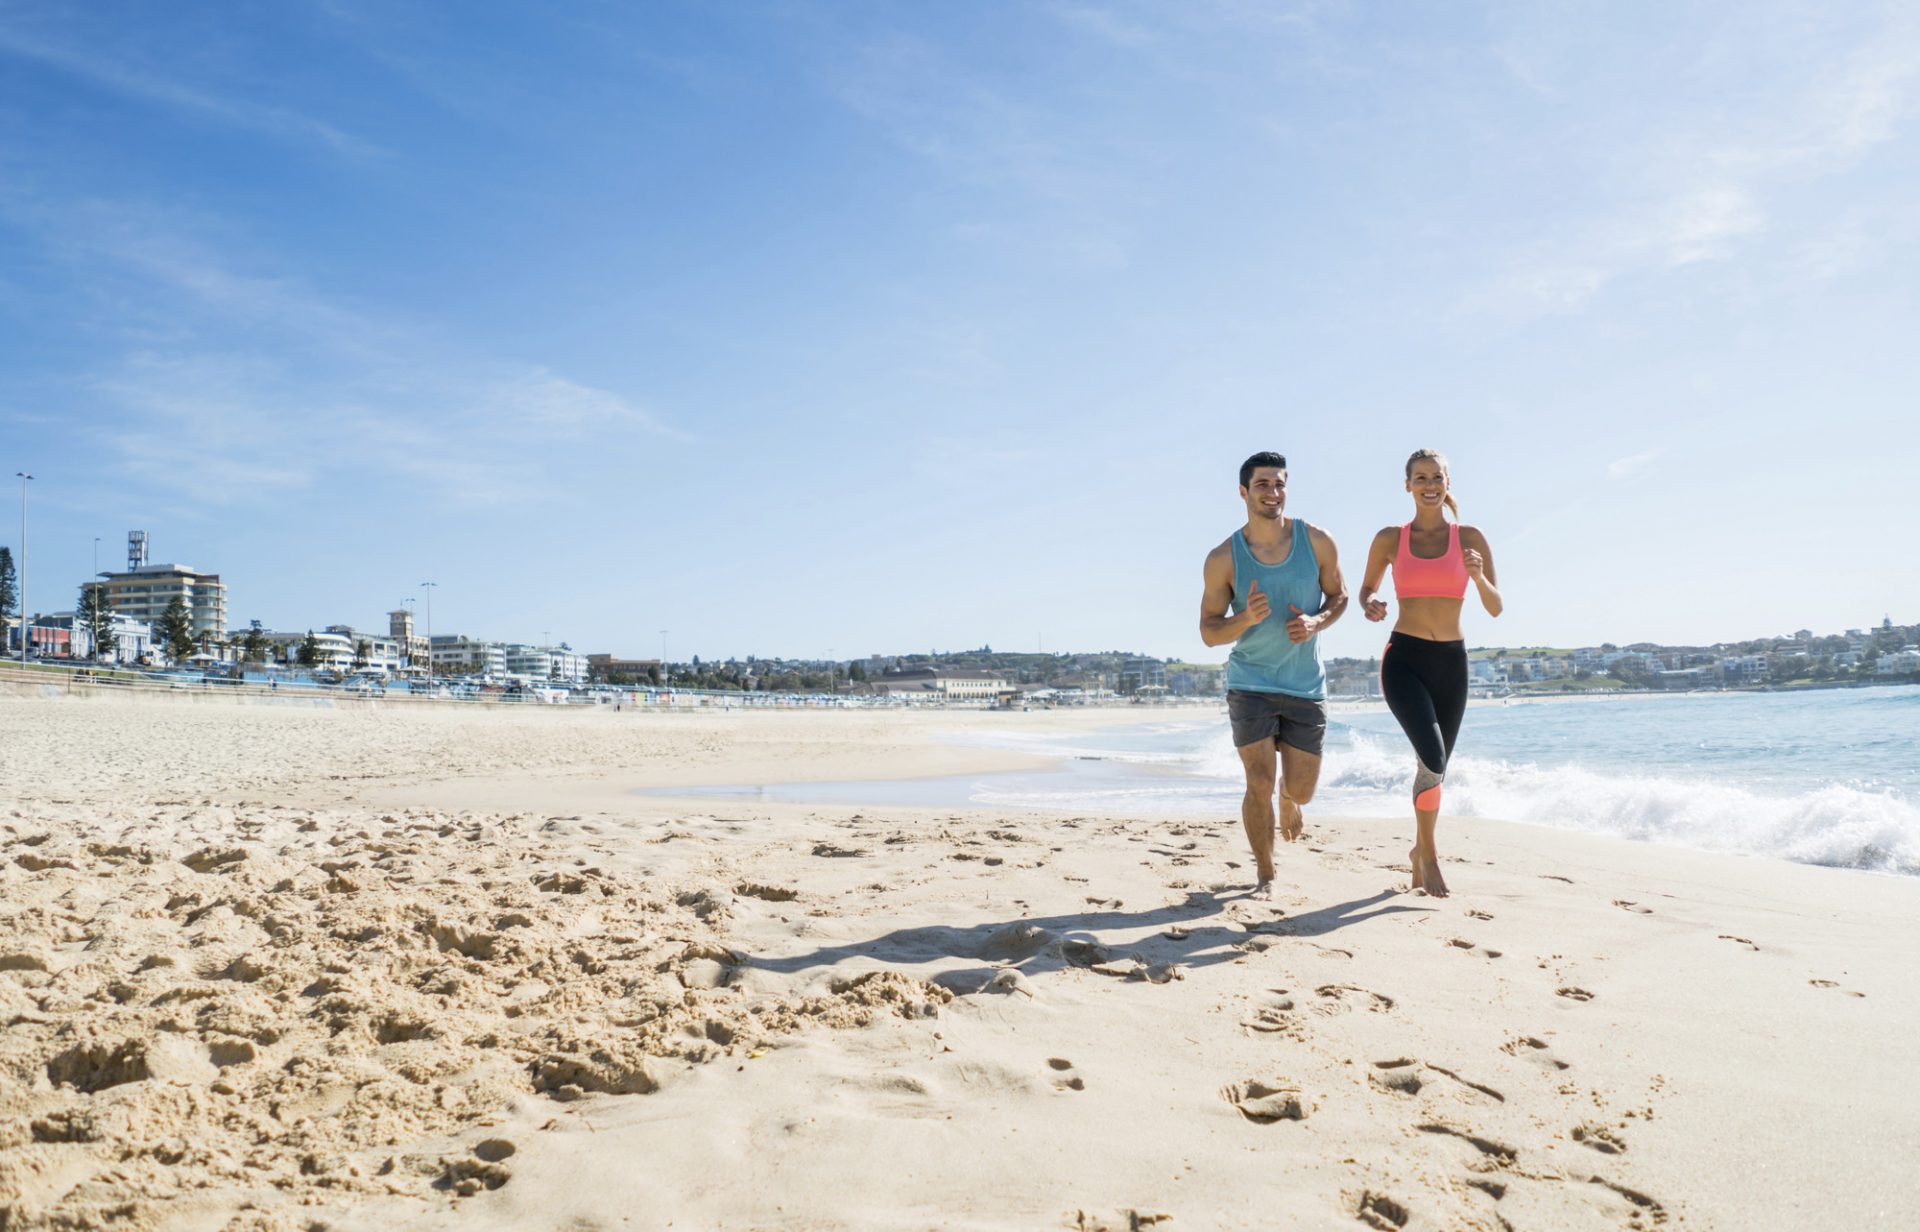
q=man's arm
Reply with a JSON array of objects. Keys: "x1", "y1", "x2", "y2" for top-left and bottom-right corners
[
  {"x1": 1285, "y1": 524, "x2": 1348, "y2": 643},
  {"x1": 1200, "y1": 541, "x2": 1266, "y2": 647}
]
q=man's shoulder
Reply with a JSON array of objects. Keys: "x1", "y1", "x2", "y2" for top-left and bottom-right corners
[
  {"x1": 1205, "y1": 532, "x2": 1241, "y2": 563},
  {"x1": 1299, "y1": 519, "x2": 1340, "y2": 547}
]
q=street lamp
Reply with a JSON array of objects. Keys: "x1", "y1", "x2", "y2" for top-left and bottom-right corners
[
  {"x1": 420, "y1": 581, "x2": 437, "y2": 692},
  {"x1": 15, "y1": 472, "x2": 30, "y2": 667}
]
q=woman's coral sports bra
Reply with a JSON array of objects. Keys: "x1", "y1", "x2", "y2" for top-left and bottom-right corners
[{"x1": 1393, "y1": 522, "x2": 1469, "y2": 600}]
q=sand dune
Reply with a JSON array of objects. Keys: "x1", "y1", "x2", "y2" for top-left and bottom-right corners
[{"x1": 2, "y1": 693, "x2": 1914, "y2": 1230}]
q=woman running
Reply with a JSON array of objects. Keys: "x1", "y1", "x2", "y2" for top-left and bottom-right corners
[{"x1": 1358, "y1": 449, "x2": 1502, "y2": 897}]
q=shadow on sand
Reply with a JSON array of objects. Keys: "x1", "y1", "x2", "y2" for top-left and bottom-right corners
[{"x1": 741, "y1": 888, "x2": 1431, "y2": 992}]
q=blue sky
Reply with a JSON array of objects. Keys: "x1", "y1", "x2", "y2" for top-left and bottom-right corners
[{"x1": 2, "y1": 0, "x2": 1915, "y2": 664}]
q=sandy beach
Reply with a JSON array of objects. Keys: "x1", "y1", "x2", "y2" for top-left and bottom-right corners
[{"x1": 2, "y1": 692, "x2": 1914, "y2": 1231}]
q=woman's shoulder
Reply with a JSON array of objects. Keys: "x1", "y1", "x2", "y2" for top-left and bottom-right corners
[{"x1": 1456, "y1": 523, "x2": 1491, "y2": 546}]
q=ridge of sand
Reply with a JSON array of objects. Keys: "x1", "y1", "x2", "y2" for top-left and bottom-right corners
[{"x1": 2, "y1": 694, "x2": 1916, "y2": 1231}]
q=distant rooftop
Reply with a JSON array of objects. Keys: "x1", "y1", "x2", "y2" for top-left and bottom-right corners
[{"x1": 104, "y1": 562, "x2": 213, "y2": 576}]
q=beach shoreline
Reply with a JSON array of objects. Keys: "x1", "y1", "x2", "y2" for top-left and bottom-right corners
[{"x1": 2, "y1": 694, "x2": 1914, "y2": 1230}]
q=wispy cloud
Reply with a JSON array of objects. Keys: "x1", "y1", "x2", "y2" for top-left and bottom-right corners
[
  {"x1": 1473, "y1": 9, "x2": 1920, "y2": 316},
  {"x1": 1607, "y1": 449, "x2": 1663, "y2": 480},
  {"x1": 0, "y1": 24, "x2": 382, "y2": 157},
  {"x1": 1051, "y1": 4, "x2": 1157, "y2": 48},
  {"x1": 5, "y1": 197, "x2": 682, "y2": 511}
]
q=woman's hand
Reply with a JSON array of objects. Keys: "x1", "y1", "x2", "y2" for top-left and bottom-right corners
[
  {"x1": 1463, "y1": 547, "x2": 1487, "y2": 582},
  {"x1": 1363, "y1": 597, "x2": 1388, "y2": 622}
]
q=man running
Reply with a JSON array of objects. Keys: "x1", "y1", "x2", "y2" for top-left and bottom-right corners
[{"x1": 1199, "y1": 451, "x2": 1349, "y2": 898}]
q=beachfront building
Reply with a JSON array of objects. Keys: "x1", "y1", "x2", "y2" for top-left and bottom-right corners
[
  {"x1": 433, "y1": 635, "x2": 506, "y2": 677},
  {"x1": 867, "y1": 667, "x2": 1009, "y2": 701},
  {"x1": 503, "y1": 644, "x2": 588, "y2": 684},
  {"x1": 1120, "y1": 658, "x2": 1167, "y2": 695},
  {"x1": 93, "y1": 562, "x2": 227, "y2": 638},
  {"x1": 388, "y1": 609, "x2": 429, "y2": 667},
  {"x1": 250, "y1": 629, "x2": 355, "y2": 671},
  {"x1": 321, "y1": 626, "x2": 406, "y2": 673},
  {"x1": 1875, "y1": 647, "x2": 1920, "y2": 675},
  {"x1": 586, "y1": 654, "x2": 661, "y2": 682},
  {"x1": 37, "y1": 611, "x2": 156, "y2": 663},
  {"x1": 1167, "y1": 665, "x2": 1225, "y2": 696}
]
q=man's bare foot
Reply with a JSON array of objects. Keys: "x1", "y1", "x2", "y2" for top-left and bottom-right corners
[
  {"x1": 1251, "y1": 879, "x2": 1274, "y2": 901},
  {"x1": 1409, "y1": 846, "x2": 1450, "y2": 898},
  {"x1": 1279, "y1": 797, "x2": 1304, "y2": 843}
]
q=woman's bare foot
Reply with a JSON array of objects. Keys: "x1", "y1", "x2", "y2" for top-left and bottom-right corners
[
  {"x1": 1251, "y1": 879, "x2": 1274, "y2": 901},
  {"x1": 1409, "y1": 846, "x2": 1450, "y2": 898}
]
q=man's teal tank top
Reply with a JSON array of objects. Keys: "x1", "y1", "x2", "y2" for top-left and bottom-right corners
[{"x1": 1226, "y1": 519, "x2": 1326, "y2": 700}]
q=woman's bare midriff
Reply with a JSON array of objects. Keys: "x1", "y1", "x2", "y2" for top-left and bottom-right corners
[{"x1": 1392, "y1": 596, "x2": 1465, "y2": 642}]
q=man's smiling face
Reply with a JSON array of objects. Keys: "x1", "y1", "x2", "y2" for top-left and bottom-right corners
[{"x1": 1242, "y1": 467, "x2": 1287, "y2": 521}]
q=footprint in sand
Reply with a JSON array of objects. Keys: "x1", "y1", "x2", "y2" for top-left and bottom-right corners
[
  {"x1": 1572, "y1": 1121, "x2": 1627, "y2": 1154},
  {"x1": 1423, "y1": 1063, "x2": 1505, "y2": 1103},
  {"x1": 1555, "y1": 986, "x2": 1595, "y2": 1002},
  {"x1": 1315, "y1": 984, "x2": 1395, "y2": 1015},
  {"x1": 1539, "y1": 874, "x2": 1575, "y2": 884},
  {"x1": 1718, "y1": 934, "x2": 1759, "y2": 951},
  {"x1": 734, "y1": 882, "x2": 799, "y2": 903},
  {"x1": 1465, "y1": 909, "x2": 1494, "y2": 921},
  {"x1": 1368, "y1": 1058, "x2": 1424, "y2": 1096},
  {"x1": 1219, "y1": 1078, "x2": 1308, "y2": 1123},
  {"x1": 1809, "y1": 978, "x2": 1867, "y2": 997},
  {"x1": 1243, "y1": 990, "x2": 1302, "y2": 1035},
  {"x1": 1417, "y1": 1122, "x2": 1518, "y2": 1163},
  {"x1": 1446, "y1": 937, "x2": 1504, "y2": 959},
  {"x1": 1353, "y1": 1190, "x2": 1410, "y2": 1230},
  {"x1": 1047, "y1": 1057, "x2": 1086, "y2": 1093},
  {"x1": 1612, "y1": 899, "x2": 1652, "y2": 914},
  {"x1": 1501, "y1": 1036, "x2": 1571, "y2": 1071},
  {"x1": 442, "y1": 1138, "x2": 516, "y2": 1196}
]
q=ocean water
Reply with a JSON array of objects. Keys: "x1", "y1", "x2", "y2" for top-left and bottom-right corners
[
  {"x1": 954, "y1": 687, "x2": 1920, "y2": 877},
  {"x1": 686, "y1": 687, "x2": 1920, "y2": 877}
]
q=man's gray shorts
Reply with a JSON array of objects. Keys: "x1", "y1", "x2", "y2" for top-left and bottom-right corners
[{"x1": 1227, "y1": 689, "x2": 1327, "y2": 756}]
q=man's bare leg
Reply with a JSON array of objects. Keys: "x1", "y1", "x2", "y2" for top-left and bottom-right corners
[
  {"x1": 1277, "y1": 742, "x2": 1321, "y2": 843},
  {"x1": 1236, "y1": 741, "x2": 1278, "y2": 896}
]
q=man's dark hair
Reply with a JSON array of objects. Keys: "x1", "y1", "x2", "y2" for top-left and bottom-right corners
[{"x1": 1239, "y1": 451, "x2": 1288, "y2": 488}]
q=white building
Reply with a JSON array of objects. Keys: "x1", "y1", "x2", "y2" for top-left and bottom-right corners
[
  {"x1": 47, "y1": 611, "x2": 157, "y2": 663},
  {"x1": 433, "y1": 635, "x2": 506, "y2": 677},
  {"x1": 503, "y1": 644, "x2": 588, "y2": 684},
  {"x1": 1876, "y1": 647, "x2": 1920, "y2": 675},
  {"x1": 868, "y1": 668, "x2": 1009, "y2": 700},
  {"x1": 93, "y1": 536, "x2": 227, "y2": 638},
  {"x1": 255, "y1": 629, "x2": 355, "y2": 670}
]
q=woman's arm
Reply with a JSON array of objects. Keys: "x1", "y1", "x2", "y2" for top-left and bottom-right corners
[
  {"x1": 1460, "y1": 526, "x2": 1502, "y2": 617},
  {"x1": 1357, "y1": 527, "x2": 1397, "y2": 622}
]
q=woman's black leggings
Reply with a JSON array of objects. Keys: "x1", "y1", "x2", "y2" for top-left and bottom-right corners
[{"x1": 1380, "y1": 633, "x2": 1469, "y2": 810}]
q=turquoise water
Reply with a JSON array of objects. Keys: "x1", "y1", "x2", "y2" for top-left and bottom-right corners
[{"x1": 684, "y1": 687, "x2": 1920, "y2": 877}]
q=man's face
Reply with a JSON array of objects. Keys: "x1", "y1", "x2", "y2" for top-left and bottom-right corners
[{"x1": 1241, "y1": 467, "x2": 1287, "y2": 520}]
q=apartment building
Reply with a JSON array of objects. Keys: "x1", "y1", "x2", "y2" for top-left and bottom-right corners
[{"x1": 93, "y1": 563, "x2": 227, "y2": 638}]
